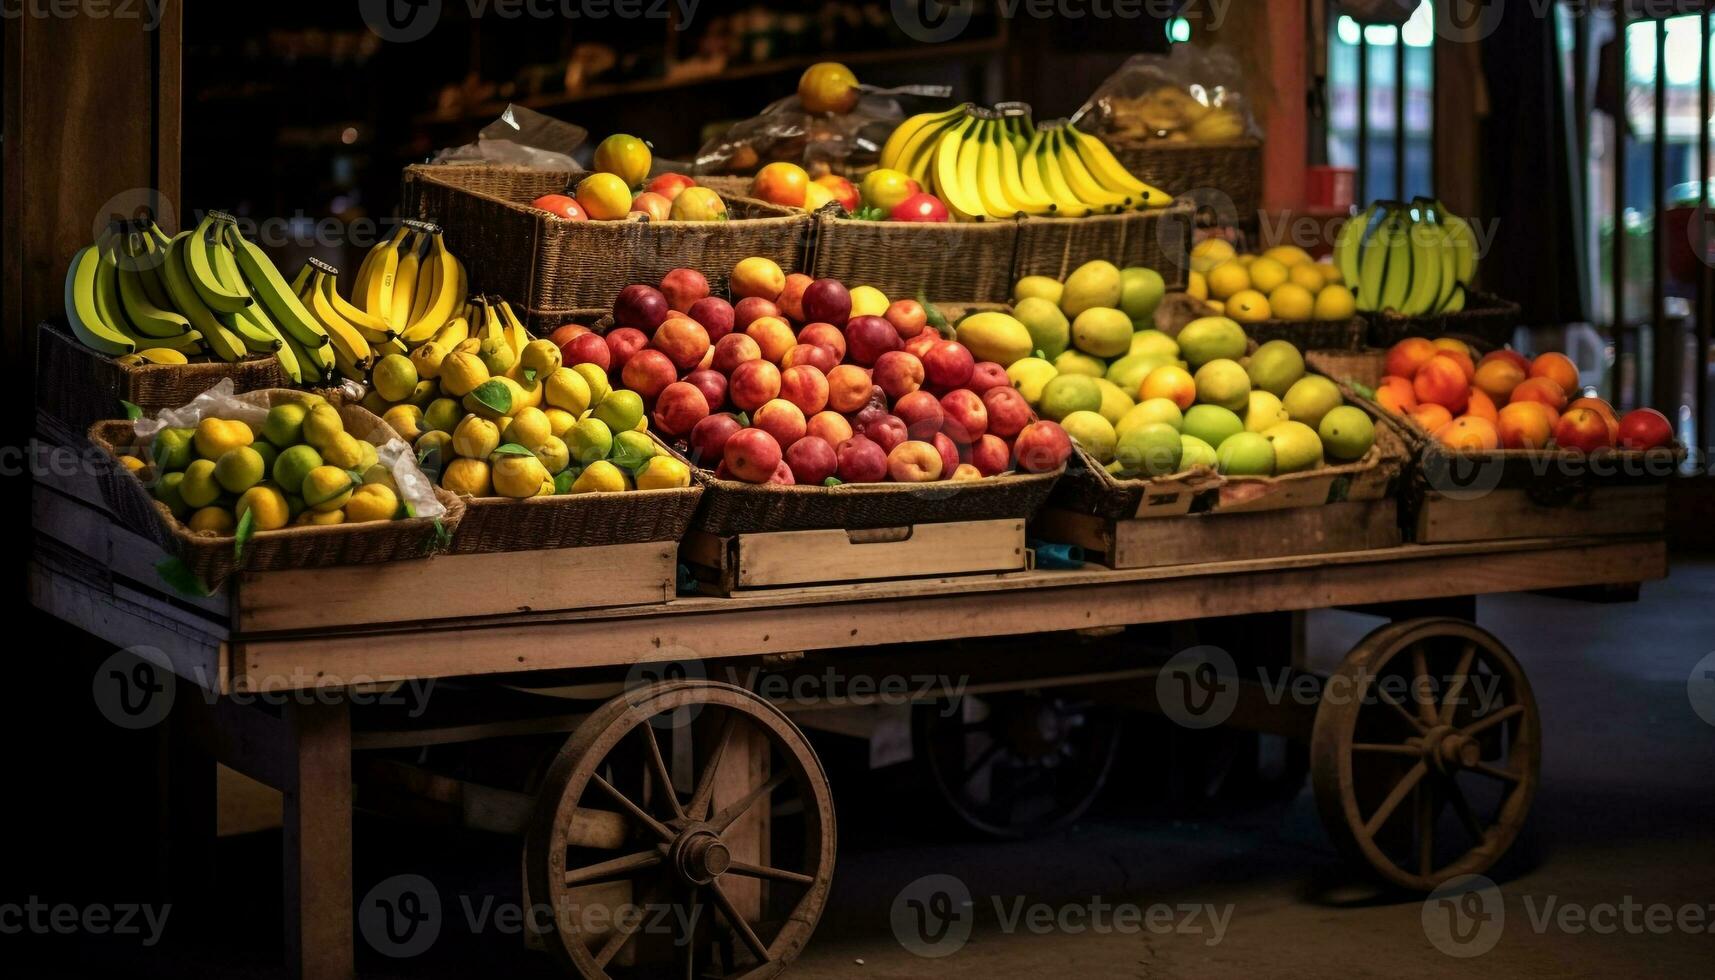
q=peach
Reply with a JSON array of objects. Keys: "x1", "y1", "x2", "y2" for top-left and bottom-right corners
[
  {"x1": 1497, "y1": 401, "x2": 1554, "y2": 449},
  {"x1": 547, "y1": 323, "x2": 589, "y2": 348},
  {"x1": 711, "y1": 333, "x2": 762, "y2": 375},
  {"x1": 885, "y1": 299, "x2": 929, "y2": 339},
  {"x1": 651, "y1": 381, "x2": 710, "y2": 438},
  {"x1": 903, "y1": 329, "x2": 939, "y2": 360},
  {"x1": 806, "y1": 411, "x2": 854, "y2": 447},
  {"x1": 970, "y1": 434, "x2": 1011, "y2": 476},
  {"x1": 1374, "y1": 375, "x2": 1417, "y2": 414},
  {"x1": 845, "y1": 315, "x2": 903, "y2": 366},
  {"x1": 646, "y1": 172, "x2": 697, "y2": 200},
  {"x1": 777, "y1": 273, "x2": 814, "y2": 322},
  {"x1": 780, "y1": 365, "x2": 829, "y2": 415},
  {"x1": 802, "y1": 279, "x2": 852, "y2": 326},
  {"x1": 967, "y1": 362, "x2": 1010, "y2": 395},
  {"x1": 893, "y1": 390, "x2": 945, "y2": 440},
  {"x1": 724, "y1": 428, "x2": 782, "y2": 483},
  {"x1": 1432, "y1": 337, "x2": 1472, "y2": 358},
  {"x1": 922, "y1": 341, "x2": 975, "y2": 391},
  {"x1": 827, "y1": 364, "x2": 876, "y2": 414},
  {"x1": 835, "y1": 435, "x2": 889, "y2": 483},
  {"x1": 1480, "y1": 348, "x2": 1532, "y2": 374},
  {"x1": 1510, "y1": 376, "x2": 1567, "y2": 413},
  {"x1": 1554, "y1": 407, "x2": 1612, "y2": 453},
  {"x1": 813, "y1": 174, "x2": 859, "y2": 212},
  {"x1": 782, "y1": 343, "x2": 839, "y2": 376},
  {"x1": 621, "y1": 349, "x2": 677, "y2": 402},
  {"x1": 1530, "y1": 352, "x2": 1580, "y2": 394},
  {"x1": 733, "y1": 296, "x2": 780, "y2": 331},
  {"x1": 1412, "y1": 354, "x2": 1470, "y2": 413},
  {"x1": 797, "y1": 322, "x2": 847, "y2": 361},
  {"x1": 652, "y1": 316, "x2": 710, "y2": 372},
  {"x1": 888, "y1": 440, "x2": 944, "y2": 482},
  {"x1": 873, "y1": 350, "x2": 925, "y2": 401},
  {"x1": 768, "y1": 460, "x2": 796, "y2": 485},
  {"x1": 1465, "y1": 388, "x2": 1498, "y2": 423},
  {"x1": 1385, "y1": 337, "x2": 1438, "y2": 379},
  {"x1": 1410, "y1": 403, "x2": 1454, "y2": 434},
  {"x1": 613, "y1": 284, "x2": 670, "y2": 332},
  {"x1": 731, "y1": 257, "x2": 786, "y2": 301},
  {"x1": 864, "y1": 415, "x2": 908, "y2": 454},
  {"x1": 659, "y1": 268, "x2": 711, "y2": 313},
  {"x1": 749, "y1": 162, "x2": 809, "y2": 208},
  {"x1": 1013, "y1": 420, "x2": 1072, "y2": 473},
  {"x1": 746, "y1": 316, "x2": 797, "y2": 364},
  {"x1": 1473, "y1": 358, "x2": 1525, "y2": 404},
  {"x1": 690, "y1": 413, "x2": 743, "y2": 466},
  {"x1": 931, "y1": 432, "x2": 961, "y2": 480},
  {"x1": 629, "y1": 191, "x2": 672, "y2": 222},
  {"x1": 1438, "y1": 347, "x2": 1476, "y2": 382},
  {"x1": 684, "y1": 369, "x2": 727, "y2": 412},
  {"x1": 686, "y1": 297, "x2": 735, "y2": 342},
  {"x1": 562, "y1": 332, "x2": 611, "y2": 371},
  {"x1": 785, "y1": 436, "x2": 838, "y2": 485},
  {"x1": 982, "y1": 386, "x2": 1033, "y2": 439},
  {"x1": 940, "y1": 389, "x2": 988, "y2": 443},
  {"x1": 951, "y1": 463, "x2": 984, "y2": 481},
  {"x1": 1434, "y1": 415, "x2": 1500, "y2": 451},
  {"x1": 753, "y1": 399, "x2": 807, "y2": 449},
  {"x1": 729, "y1": 360, "x2": 782, "y2": 413},
  {"x1": 1568, "y1": 396, "x2": 1618, "y2": 441},
  {"x1": 605, "y1": 327, "x2": 649, "y2": 371}
]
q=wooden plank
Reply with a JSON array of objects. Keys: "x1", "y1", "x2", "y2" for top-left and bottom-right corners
[
  {"x1": 687, "y1": 520, "x2": 1027, "y2": 592},
  {"x1": 30, "y1": 556, "x2": 229, "y2": 691},
  {"x1": 712, "y1": 723, "x2": 770, "y2": 923},
  {"x1": 1040, "y1": 500, "x2": 1402, "y2": 570},
  {"x1": 234, "y1": 539, "x2": 1667, "y2": 689},
  {"x1": 1415, "y1": 486, "x2": 1668, "y2": 544},
  {"x1": 282, "y1": 699, "x2": 354, "y2": 980},
  {"x1": 234, "y1": 541, "x2": 677, "y2": 633}
]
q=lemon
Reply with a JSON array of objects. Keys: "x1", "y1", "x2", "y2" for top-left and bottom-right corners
[
  {"x1": 849, "y1": 285, "x2": 890, "y2": 318},
  {"x1": 1261, "y1": 244, "x2": 1314, "y2": 268},
  {"x1": 410, "y1": 340, "x2": 449, "y2": 380},
  {"x1": 1190, "y1": 238, "x2": 1236, "y2": 274},
  {"x1": 532, "y1": 435, "x2": 571, "y2": 475},
  {"x1": 591, "y1": 390, "x2": 644, "y2": 434},
  {"x1": 415, "y1": 430, "x2": 453, "y2": 466},
  {"x1": 1313, "y1": 284, "x2": 1358, "y2": 321},
  {"x1": 503, "y1": 407, "x2": 553, "y2": 451},
  {"x1": 1226, "y1": 290, "x2": 1272, "y2": 323},
  {"x1": 1185, "y1": 270, "x2": 1209, "y2": 302},
  {"x1": 512, "y1": 377, "x2": 543, "y2": 410},
  {"x1": 236, "y1": 485, "x2": 290, "y2": 531},
  {"x1": 361, "y1": 391, "x2": 392, "y2": 416},
  {"x1": 1247, "y1": 257, "x2": 1289, "y2": 294},
  {"x1": 214, "y1": 446, "x2": 266, "y2": 494},
  {"x1": 297, "y1": 509, "x2": 346, "y2": 526},
  {"x1": 423, "y1": 398, "x2": 463, "y2": 434},
  {"x1": 452, "y1": 415, "x2": 501, "y2": 459},
  {"x1": 636, "y1": 455, "x2": 692, "y2": 490},
  {"x1": 262, "y1": 403, "x2": 308, "y2": 446},
  {"x1": 491, "y1": 452, "x2": 551, "y2": 498},
  {"x1": 302, "y1": 404, "x2": 345, "y2": 451},
  {"x1": 1205, "y1": 261, "x2": 1250, "y2": 301},
  {"x1": 1287, "y1": 264, "x2": 1326, "y2": 294},
  {"x1": 565, "y1": 417, "x2": 615, "y2": 464},
  {"x1": 382, "y1": 404, "x2": 425, "y2": 442},
  {"x1": 302, "y1": 465, "x2": 356, "y2": 512},
  {"x1": 441, "y1": 457, "x2": 492, "y2": 497},
  {"x1": 362, "y1": 463, "x2": 399, "y2": 495},
  {"x1": 1267, "y1": 283, "x2": 1316, "y2": 322},
  {"x1": 321, "y1": 431, "x2": 366, "y2": 469},
  {"x1": 188, "y1": 506, "x2": 235, "y2": 535},
  {"x1": 344, "y1": 483, "x2": 398, "y2": 523},
  {"x1": 543, "y1": 408, "x2": 579, "y2": 439},
  {"x1": 573, "y1": 363, "x2": 612, "y2": 406},
  {"x1": 1315, "y1": 261, "x2": 1344, "y2": 286},
  {"x1": 372, "y1": 354, "x2": 419, "y2": 403},
  {"x1": 439, "y1": 351, "x2": 490, "y2": 397},
  {"x1": 569, "y1": 460, "x2": 630, "y2": 494},
  {"x1": 120, "y1": 455, "x2": 147, "y2": 474},
  {"x1": 544, "y1": 367, "x2": 592, "y2": 416},
  {"x1": 180, "y1": 459, "x2": 221, "y2": 508},
  {"x1": 193, "y1": 417, "x2": 253, "y2": 460},
  {"x1": 519, "y1": 339, "x2": 562, "y2": 381}
]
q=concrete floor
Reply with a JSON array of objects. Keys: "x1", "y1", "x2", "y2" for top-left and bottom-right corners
[{"x1": 29, "y1": 563, "x2": 1714, "y2": 978}]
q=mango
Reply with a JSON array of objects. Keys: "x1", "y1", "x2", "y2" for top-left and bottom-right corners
[
  {"x1": 1070, "y1": 307, "x2": 1132, "y2": 359},
  {"x1": 452, "y1": 415, "x2": 500, "y2": 459},
  {"x1": 214, "y1": 446, "x2": 265, "y2": 494},
  {"x1": 1129, "y1": 329, "x2": 1180, "y2": 360},
  {"x1": 302, "y1": 465, "x2": 356, "y2": 512},
  {"x1": 1060, "y1": 260, "x2": 1122, "y2": 318},
  {"x1": 194, "y1": 417, "x2": 253, "y2": 460},
  {"x1": 1263, "y1": 420, "x2": 1324, "y2": 474},
  {"x1": 1194, "y1": 359, "x2": 1252, "y2": 412},
  {"x1": 1106, "y1": 353, "x2": 1172, "y2": 394},
  {"x1": 236, "y1": 485, "x2": 290, "y2": 531},
  {"x1": 179, "y1": 459, "x2": 221, "y2": 508},
  {"x1": 1039, "y1": 375, "x2": 1102, "y2": 422},
  {"x1": 344, "y1": 483, "x2": 398, "y2": 523},
  {"x1": 635, "y1": 455, "x2": 691, "y2": 490},
  {"x1": 302, "y1": 403, "x2": 346, "y2": 451},
  {"x1": 440, "y1": 457, "x2": 492, "y2": 497},
  {"x1": 1247, "y1": 340, "x2": 1306, "y2": 398},
  {"x1": 1006, "y1": 357, "x2": 1058, "y2": 405},
  {"x1": 1118, "y1": 267, "x2": 1166, "y2": 320},
  {"x1": 1116, "y1": 423, "x2": 1183, "y2": 477},
  {"x1": 1013, "y1": 275, "x2": 1064, "y2": 306},
  {"x1": 150, "y1": 427, "x2": 195, "y2": 472},
  {"x1": 955, "y1": 312, "x2": 1033, "y2": 366},
  {"x1": 262, "y1": 404, "x2": 307, "y2": 447},
  {"x1": 1053, "y1": 350, "x2": 1106, "y2": 378},
  {"x1": 1012, "y1": 297, "x2": 1070, "y2": 360},
  {"x1": 1281, "y1": 376, "x2": 1343, "y2": 430},
  {"x1": 1061, "y1": 410, "x2": 1117, "y2": 463},
  {"x1": 1176, "y1": 316, "x2": 1248, "y2": 370}
]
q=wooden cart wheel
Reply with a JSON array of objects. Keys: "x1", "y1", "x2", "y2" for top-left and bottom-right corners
[
  {"x1": 525, "y1": 680, "x2": 835, "y2": 979},
  {"x1": 1311, "y1": 618, "x2": 1541, "y2": 892},
  {"x1": 912, "y1": 692, "x2": 1120, "y2": 839}
]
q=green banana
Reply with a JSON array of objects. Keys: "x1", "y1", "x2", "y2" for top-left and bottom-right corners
[
  {"x1": 221, "y1": 223, "x2": 329, "y2": 349},
  {"x1": 1399, "y1": 210, "x2": 1444, "y2": 316},
  {"x1": 115, "y1": 232, "x2": 195, "y2": 339},
  {"x1": 161, "y1": 231, "x2": 245, "y2": 362},
  {"x1": 186, "y1": 213, "x2": 254, "y2": 313},
  {"x1": 64, "y1": 245, "x2": 136, "y2": 355},
  {"x1": 1439, "y1": 203, "x2": 1479, "y2": 285},
  {"x1": 1333, "y1": 204, "x2": 1380, "y2": 293},
  {"x1": 1377, "y1": 211, "x2": 1413, "y2": 313},
  {"x1": 1354, "y1": 209, "x2": 1393, "y2": 312}
]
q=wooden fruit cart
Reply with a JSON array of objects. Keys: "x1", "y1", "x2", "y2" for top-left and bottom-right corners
[{"x1": 32, "y1": 408, "x2": 1666, "y2": 979}]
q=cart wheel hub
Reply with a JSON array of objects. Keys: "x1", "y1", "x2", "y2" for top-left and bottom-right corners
[
  {"x1": 672, "y1": 829, "x2": 730, "y2": 885},
  {"x1": 1419, "y1": 724, "x2": 1480, "y2": 772}
]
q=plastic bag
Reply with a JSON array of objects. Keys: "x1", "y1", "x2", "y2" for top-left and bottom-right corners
[
  {"x1": 134, "y1": 380, "x2": 447, "y2": 519},
  {"x1": 1074, "y1": 45, "x2": 1260, "y2": 145},
  {"x1": 428, "y1": 104, "x2": 589, "y2": 170},
  {"x1": 693, "y1": 83, "x2": 950, "y2": 178}
]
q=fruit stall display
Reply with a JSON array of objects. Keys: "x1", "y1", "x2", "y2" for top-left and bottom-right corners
[{"x1": 1173, "y1": 238, "x2": 1364, "y2": 348}]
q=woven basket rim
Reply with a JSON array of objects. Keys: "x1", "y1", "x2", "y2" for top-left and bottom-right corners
[
  {"x1": 42, "y1": 318, "x2": 280, "y2": 375},
  {"x1": 1104, "y1": 137, "x2": 1265, "y2": 152},
  {"x1": 693, "y1": 465, "x2": 1064, "y2": 498},
  {"x1": 1366, "y1": 291, "x2": 1520, "y2": 323}
]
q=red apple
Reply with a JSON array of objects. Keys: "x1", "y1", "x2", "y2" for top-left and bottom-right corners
[
  {"x1": 652, "y1": 381, "x2": 710, "y2": 438},
  {"x1": 690, "y1": 413, "x2": 743, "y2": 467},
  {"x1": 561, "y1": 331, "x2": 611, "y2": 371},
  {"x1": 547, "y1": 323, "x2": 589, "y2": 348},
  {"x1": 802, "y1": 279, "x2": 852, "y2": 327},
  {"x1": 711, "y1": 333, "x2": 762, "y2": 375},
  {"x1": 646, "y1": 173, "x2": 696, "y2": 200},
  {"x1": 684, "y1": 369, "x2": 728, "y2": 412},
  {"x1": 779, "y1": 365, "x2": 830, "y2": 415},
  {"x1": 659, "y1": 268, "x2": 711, "y2": 313},
  {"x1": 1617, "y1": 408, "x2": 1673, "y2": 451},
  {"x1": 968, "y1": 361, "x2": 1009, "y2": 395},
  {"x1": 732, "y1": 296, "x2": 780, "y2": 331},
  {"x1": 970, "y1": 434, "x2": 1010, "y2": 476},
  {"x1": 845, "y1": 315, "x2": 903, "y2": 366},
  {"x1": 1014, "y1": 420, "x2": 1072, "y2": 473},
  {"x1": 776, "y1": 273, "x2": 814, "y2": 323},
  {"x1": 885, "y1": 299, "x2": 928, "y2": 339},
  {"x1": 930, "y1": 432, "x2": 961, "y2": 480},
  {"x1": 873, "y1": 350, "x2": 926, "y2": 401},
  {"x1": 652, "y1": 316, "x2": 711, "y2": 372},
  {"x1": 940, "y1": 389, "x2": 989, "y2": 443},
  {"x1": 785, "y1": 436, "x2": 838, "y2": 485},
  {"x1": 891, "y1": 192, "x2": 949, "y2": 223},
  {"x1": 782, "y1": 343, "x2": 839, "y2": 376},
  {"x1": 1555, "y1": 407, "x2": 1615, "y2": 453},
  {"x1": 888, "y1": 440, "x2": 945, "y2": 482},
  {"x1": 982, "y1": 386, "x2": 1033, "y2": 439},
  {"x1": 797, "y1": 322, "x2": 847, "y2": 361},
  {"x1": 922, "y1": 340, "x2": 975, "y2": 391},
  {"x1": 806, "y1": 410, "x2": 854, "y2": 446},
  {"x1": 613, "y1": 284, "x2": 670, "y2": 332},
  {"x1": 729, "y1": 360, "x2": 782, "y2": 413},
  {"x1": 605, "y1": 327, "x2": 649, "y2": 371},
  {"x1": 686, "y1": 297, "x2": 735, "y2": 342},
  {"x1": 863, "y1": 414, "x2": 908, "y2": 454},
  {"x1": 724, "y1": 428, "x2": 782, "y2": 483},
  {"x1": 622, "y1": 349, "x2": 677, "y2": 402},
  {"x1": 753, "y1": 399, "x2": 808, "y2": 449},
  {"x1": 835, "y1": 435, "x2": 889, "y2": 484},
  {"x1": 893, "y1": 390, "x2": 945, "y2": 440}
]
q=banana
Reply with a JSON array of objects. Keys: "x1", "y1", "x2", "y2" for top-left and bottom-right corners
[
  {"x1": 1063, "y1": 124, "x2": 1172, "y2": 207},
  {"x1": 1030, "y1": 132, "x2": 1098, "y2": 217},
  {"x1": 185, "y1": 213, "x2": 254, "y2": 313},
  {"x1": 353, "y1": 224, "x2": 409, "y2": 307},
  {"x1": 895, "y1": 106, "x2": 972, "y2": 185},
  {"x1": 1332, "y1": 204, "x2": 1380, "y2": 291},
  {"x1": 1443, "y1": 283, "x2": 1468, "y2": 313},
  {"x1": 132, "y1": 231, "x2": 178, "y2": 312},
  {"x1": 221, "y1": 223, "x2": 329, "y2": 350},
  {"x1": 408, "y1": 242, "x2": 438, "y2": 327},
  {"x1": 1433, "y1": 221, "x2": 1460, "y2": 312},
  {"x1": 881, "y1": 105, "x2": 968, "y2": 171},
  {"x1": 362, "y1": 232, "x2": 401, "y2": 322},
  {"x1": 316, "y1": 267, "x2": 395, "y2": 343},
  {"x1": 930, "y1": 116, "x2": 988, "y2": 222},
  {"x1": 400, "y1": 231, "x2": 461, "y2": 343},
  {"x1": 64, "y1": 245, "x2": 136, "y2": 355},
  {"x1": 277, "y1": 330, "x2": 324, "y2": 384},
  {"x1": 1399, "y1": 212, "x2": 1443, "y2": 316},
  {"x1": 91, "y1": 236, "x2": 138, "y2": 342},
  {"x1": 389, "y1": 232, "x2": 422, "y2": 332},
  {"x1": 1377, "y1": 212, "x2": 1414, "y2": 313},
  {"x1": 1050, "y1": 128, "x2": 1131, "y2": 211},
  {"x1": 115, "y1": 232, "x2": 195, "y2": 339},
  {"x1": 301, "y1": 267, "x2": 374, "y2": 368},
  {"x1": 1354, "y1": 209, "x2": 1395, "y2": 312},
  {"x1": 116, "y1": 347, "x2": 191, "y2": 367},
  {"x1": 133, "y1": 329, "x2": 205, "y2": 355},
  {"x1": 995, "y1": 124, "x2": 1057, "y2": 216},
  {"x1": 971, "y1": 120, "x2": 1018, "y2": 219},
  {"x1": 432, "y1": 316, "x2": 470, "y2": 350},
  {"x1": 331, "y1": 340, "x2": 368, "y2": 384},
  {"x1": 1439, "y1": 204, "x2": 1478, "y2": 285},
  {"x1": 498, "y1": 298, "x2": 530, "y2": 369},
  {"x1": 290, "y1": 262, "x2": 314, "y2": 296},
  {"x1": 162, "y1": 231, "x2": 243, "y2": 360}
]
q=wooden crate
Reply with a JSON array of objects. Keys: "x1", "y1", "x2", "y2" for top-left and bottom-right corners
[
  {"x1": 1411, "y1": 485, "x2": 1667, "y2": 545},
  {"x1": 682, "y1": 519, "x2": 1028, "y2": 594},
  {"x1": 1036, "y1": 499, "x2": 1403, "y2": 570}
]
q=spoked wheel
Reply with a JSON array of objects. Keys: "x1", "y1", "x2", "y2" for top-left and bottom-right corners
[
  {"x1": 913, "y1": 692, "x2": 1121, "y2": 839},
  {"x1": 1311, "y1": 618, "x2": 1541, "y2": 891},
  {"x1": 525, "y1": 681, "x2": 836, "y2": 979}
]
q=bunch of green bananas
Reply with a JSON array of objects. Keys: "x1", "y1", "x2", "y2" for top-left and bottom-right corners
[
  {"x1": 879, "y1": 104, "x2": 1173, "y2": 222},
  {"x1": 63, "y1": 210, "x2": 340, "y2": 382},
  {"x1": 1334, "y1": 199, "x2": 1478, "y2": 317}
]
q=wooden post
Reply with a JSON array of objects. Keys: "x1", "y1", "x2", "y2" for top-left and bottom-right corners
[{"x1": 283, "y1": 698, "x2": 355, "y2": 980}]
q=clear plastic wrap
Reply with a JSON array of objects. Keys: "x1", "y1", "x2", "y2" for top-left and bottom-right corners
[
  {"x1": 428, "y1": 104, "x2": 589, "y2": 170},
  {"x1": 693, "y1": 83, "x2": 950, "y2": 178},
  {"x1": 1075, "y1": 45, "x2": 1260, "y2": 145}
]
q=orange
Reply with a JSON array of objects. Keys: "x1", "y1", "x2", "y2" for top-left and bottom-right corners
[
  {"x1": 1374, "y1": 376, "x2": 1418, "y2": 414},
  {"x1": 799, "y1": 62, "x2": 860, "y2": 114},
  {"x1": 1497, "y1": 401, "x2": 1554, "y2": 449},
  {"x1": 1530, "y1": 352, "x2": 1580, "y2": 394},
  {"x1": 1412, "y1": 354, "x2": 1470, "y2": 413},
  {"x1": 592, "y1": 133, "x2": 652, "y2": 188},
  {"x1": 575, "y1": 172, "x2": 633, "y2": 220},
  {"x1": 1385, "y1": 337, "x2": 1438, "y2": 380},
  {"x1": 1465, "y1": 388, "x2": 1498, "y2": 423},
  {"x1": 1473, "y1": 358, "x2": 1525, "y2": 404},
  {"x1": 1434, "y1": 415, "x2": 1500, "y2": 451},
  {"x1": 749, "y1": 162, "x2": 810, "y2": 208},
  {"x1": 1510, "y1": 376, "x2": 1567, "y2": 413},
  {"x1": 1410, "y1": 403, "x2": 1453, "y2": 434}
]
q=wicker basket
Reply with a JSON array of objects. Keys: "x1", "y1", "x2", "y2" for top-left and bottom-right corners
[
  {"x1": 37, "y1": 321, "x2": 289, "y2": 433},
  {"x1": 1238, "y1": 316, "x2": 1367, "y2": 351},
  {"x1": 691, "y1": 466, "x2": 1064, "y2": 536},
  {"x1": 811, "y1": 213, "x2": 1022, "y2": 305},
  {"x1": 87, "y1": 392, "x2": 464, "y2": 589},
  {"x1": 1107, "y1": 139, "x2": 1264, "y2": 227},
  {"x1": 401, "y1": 164, "x2": 812, "y2": 331},
  {"x1": 1362, "y1": 292, "x2": 1522, "y2": 352},
  {"x1": 1012, "y1": 201, "x2": 1196, "y2": 290},
  {"x1": 448, "y1": 433, "x2": 703, "y2": 553}
]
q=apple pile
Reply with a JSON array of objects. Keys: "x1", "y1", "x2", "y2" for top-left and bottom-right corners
[
  {"x1": 1375, "y1": 338, "x2": 1674, "y2": 453},
  {"x1": 551, "y1": 258, "x2": 1073, "y2": 485}
]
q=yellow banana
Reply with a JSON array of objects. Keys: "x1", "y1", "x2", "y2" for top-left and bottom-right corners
[
  {"x1": 400, "y1": 231, "x2": 460, "y2": 343},
  {"x1": 1026, "y1": 130, "x2": 1096, "y2": 217},
  {"x1": 389, "y1": 232, "x2": 422, "y2": 331},
  {"x1": 362, "y1": 232, "x2": 400, "y2": 322},
  {"x1": 880, "y1": 106, "x2": 967, "y2": 171},
  {"x1": 1063, "y1": 125, "x2": 1173, "y2": 208},
  {"x1": 996, "y1": 126, "x2": 1057, "y2": 216},
  {"x1": 1050, "y1": 128, "x2": 1131, "y2": 211},
  {"x1": 931, "y1": 116, "x2": 986, "y2": 222},
  {"x1": 302, "y1": 267, "x2": 375, "y2": 369},
  {"x1": 972, "y1": 120, "x2": 1019, "y2": 219}
]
